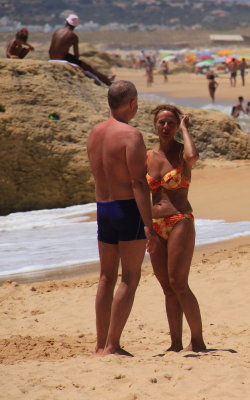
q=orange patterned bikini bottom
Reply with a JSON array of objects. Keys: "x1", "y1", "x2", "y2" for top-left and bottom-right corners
[{"x1": 153, "y1": 212, "x2": 194, "y2": 240}]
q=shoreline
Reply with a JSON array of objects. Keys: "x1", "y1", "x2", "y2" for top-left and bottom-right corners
[
  {"x1": 1, "y1": 159, "x2": 249, "y2": 284},
  {"x1": 139, "y1": 92, "x2": 234, "y2": 109},
  {"x1": 1, "y1": 234, "x2": 249, "y2": 284}
]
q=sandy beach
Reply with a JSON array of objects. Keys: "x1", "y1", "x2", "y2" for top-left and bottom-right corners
[
  {"x1": 1, "y1": 163, "x2": 249, "y2": 399},
  {"x1": 0, "y1": 63, "x2": 250, "y2": 399}
]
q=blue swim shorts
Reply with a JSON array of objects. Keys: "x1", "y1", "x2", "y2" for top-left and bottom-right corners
[{"x1": 97, "y1": 199, "x2": 146, "y2": 244}]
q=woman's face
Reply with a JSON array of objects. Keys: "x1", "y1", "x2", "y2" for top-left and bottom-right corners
[{"x1": 154, "y1": 110, "x2": 179, "y2": 141}]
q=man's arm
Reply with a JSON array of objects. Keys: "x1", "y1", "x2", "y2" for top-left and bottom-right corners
[
  {"x1": 126, "y1": 129, "x2": 158, "y2": 253},
  {"x1": 126, "y1": 129, "x2": 153, "y2": 230},
  {"x1": 72, "y1": 35, "x2": 79, "y2": 59}
]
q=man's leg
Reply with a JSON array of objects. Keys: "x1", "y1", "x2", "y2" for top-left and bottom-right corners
[
  {"x1": 102, "y1": 239, "x2": 146, "y2": 356},
  {"x1": 95, "y1": 241, "x2": 120, "y2": 354},
  {"x1": 79, "y1": 60, "x2": 114, "y2": 86}
]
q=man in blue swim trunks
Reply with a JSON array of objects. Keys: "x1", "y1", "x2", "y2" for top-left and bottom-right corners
[{"x1": 87, "y1": 80, "x2": 157, "y2": 356}]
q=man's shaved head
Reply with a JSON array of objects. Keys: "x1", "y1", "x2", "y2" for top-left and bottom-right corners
[{"x1": 108, "y1": 80, "x2": 137, "y2": 110}]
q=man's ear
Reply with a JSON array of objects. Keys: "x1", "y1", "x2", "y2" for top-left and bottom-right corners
[{"x1": 129, "y1": 97, "x2": 136, "y2": 109}]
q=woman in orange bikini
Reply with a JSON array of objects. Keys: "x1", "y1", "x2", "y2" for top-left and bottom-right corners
[{"x1": 147, "y1": 104, "x2": 206, "y2": 352}]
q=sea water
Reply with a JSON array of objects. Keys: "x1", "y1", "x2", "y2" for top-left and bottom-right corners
[{"x1": 0, "y1": 203, "x2": 250, "y2": 280}]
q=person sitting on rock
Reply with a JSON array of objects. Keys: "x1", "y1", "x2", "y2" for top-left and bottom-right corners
[
  {"x1": 6, "y1": 28, "x2": 35, "y2": 59},
  {"x1": 49, "y1": 14, "x2": 115, "y2": 86}
]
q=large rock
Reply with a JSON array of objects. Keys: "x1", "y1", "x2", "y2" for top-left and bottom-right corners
[{"x1": 0, "y1": 59, "x2": 249, "y2": 215}]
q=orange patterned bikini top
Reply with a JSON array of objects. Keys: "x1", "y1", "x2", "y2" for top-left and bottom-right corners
[{"x1": 146, "y1": 150, "x2": 190, "y2": 192}]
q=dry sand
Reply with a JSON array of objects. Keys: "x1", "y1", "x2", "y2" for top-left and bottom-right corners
[
  {"x1": 0, "y1": 64, "x2": 250, "y2": 399},
  {"x1": 0, "y1": 157, "x2": 249, "y2": 400}
]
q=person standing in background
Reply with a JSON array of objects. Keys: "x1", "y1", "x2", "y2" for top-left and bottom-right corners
[
  {"x1": 161, "y1": 60, "x2": 169, "y2": 83},
  {"x1": 145, "y1": 55, "x2": 154, "y2": 87},
  {"x1": 239, "y1": 58, "x2": 247, "y2": 86},
  {"x1": 208, "y1": 75, "x2": 219, "y2": 103},
  {"x1": 228, "y1": 58, "x2": 238, "y2": 87}
]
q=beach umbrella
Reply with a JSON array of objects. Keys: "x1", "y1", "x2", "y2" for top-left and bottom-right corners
[
  {"x1": 196, "y1": 51, "x2": 215, "y2": 57},
  {"x1": 159, "y1": 52, "x2": 171, "y2": 58},
  {"x1": 217, "y1": 49, "x2": 233, "y2": 56},
  {"x1": 162, "y1": 55, "x2": 177, "y2": 62},
  {"x1": 231, "y1": 54, "x2": 240, "y2": 59},
  {"x1": 195, "y1": 60, "x2": 216, "y2": 67},
  {"x1": 225, "y1": 56, "x2": 240, "y2": 64},
  {"x1": 185, "y1": 53, "x2": 197, "y2": 64},
  {"x1": 213, "y1": 57, "x2": 226, "y2": 63},
  {"x1": 197, "y1": 54, "x2": 214, "y2": 60}
]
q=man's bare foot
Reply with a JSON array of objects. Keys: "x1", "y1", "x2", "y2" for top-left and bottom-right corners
[
  {"x1": 108, "y1": 74, "x2": 116, "y2": 82},
  {"x1": 166, "y1": 344, "x2": 183, "y2": 352},
  {"x1": 102, "y1": 346, "x2": 134, "y2": 357},
  {"x1": 90, "y1": 347, "x2": 104, "y2": 357},
  {"x1": 182, "y1": 340, "x2": 207, "y2": 353}
]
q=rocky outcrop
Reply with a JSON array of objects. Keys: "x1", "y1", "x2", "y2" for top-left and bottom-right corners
[{"x1": 0, "y1": 59, "x2": 249, "y2": 215}]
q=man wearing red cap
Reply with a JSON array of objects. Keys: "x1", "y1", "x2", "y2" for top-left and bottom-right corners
[{"x1": 49, "y1": 14, "x2": 114, "y2": 86}]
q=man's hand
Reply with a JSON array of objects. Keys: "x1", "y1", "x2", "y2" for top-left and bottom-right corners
[{"x1": 144, "y1": 226, "x2": 159, "y2": 254}]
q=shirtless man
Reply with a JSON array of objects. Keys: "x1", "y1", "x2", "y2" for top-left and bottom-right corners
[
  {"x1": 87, "y1": 80, "x2": 157, "y2": 356},
  {"x1": 49, "y1": 14, "x2": 114, "y2": 86},
  {"x1": 228, "y1": 58, "x2": 238, "y2": 87}
]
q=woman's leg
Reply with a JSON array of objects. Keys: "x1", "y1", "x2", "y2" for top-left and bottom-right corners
[
  {"x1": 167, "y1": 218, "x2": 206, "y2": 351},
  {"x1": 150, "y1": 236, "x2": 183, "y2": 351}
]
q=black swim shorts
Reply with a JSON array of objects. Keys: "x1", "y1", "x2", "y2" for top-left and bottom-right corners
[{"x1": 97, "y1": 199, "x2": 146, "y2": 244}]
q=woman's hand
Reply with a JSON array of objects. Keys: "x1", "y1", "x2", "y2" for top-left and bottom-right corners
[{"x1": 180, "y1": 114, "x2": 189, "y2": 130}]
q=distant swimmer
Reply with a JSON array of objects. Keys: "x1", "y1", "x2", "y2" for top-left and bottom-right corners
[
  {"x1": 6, "y1": 28, "x2": 34, "y2": 59},
  {"x1": 49, "y1": 14, "x2": 115, "y2": 86},
  {"x1": 231, "y1": 96, "x2": 245, "y2": 118}
]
